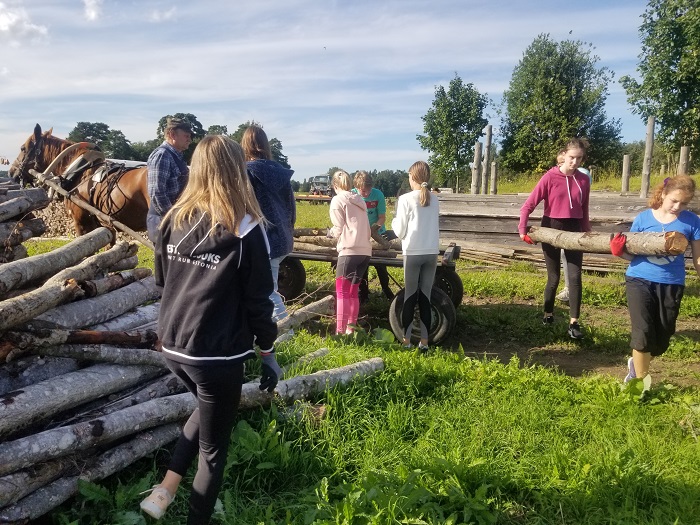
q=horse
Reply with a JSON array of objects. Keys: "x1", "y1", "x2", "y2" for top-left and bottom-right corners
[{"x1": 9, "y1": 124, "x2": 150, "y2": 237}]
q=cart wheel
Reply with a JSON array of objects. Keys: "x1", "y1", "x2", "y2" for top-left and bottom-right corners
[
  {"x1": 277, "y1": 258, "x2": 306, "y2": 301},
  {"x1": 434, "y1": 267, "x2": 464, "y2": 307},
  {"x1": 389, "y1": 287, "x2": 456, "y2": 345}
]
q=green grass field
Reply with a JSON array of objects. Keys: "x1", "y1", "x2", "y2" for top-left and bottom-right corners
[{"x1": 25, "y1": 195, "x2": 700, "y2": 525}]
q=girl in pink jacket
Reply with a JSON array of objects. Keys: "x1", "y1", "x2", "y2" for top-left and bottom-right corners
[
  {"x1": 519, "y1": 138, "x2": 591, "y2": 340},
  {"x1": 329, "y1": 170, "x2": 372, "y2": 334}
]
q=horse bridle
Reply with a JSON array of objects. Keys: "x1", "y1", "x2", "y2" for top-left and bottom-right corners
[{"x1": 15, "y1": 135, "x2": 44, "y2": 186}]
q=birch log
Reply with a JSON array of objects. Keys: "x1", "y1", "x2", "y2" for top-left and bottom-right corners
[
  {"x1": 0, "y1": 362, "x2": 164, "y2": 439},
  {"x1": 78, "y1": 268, "x2": 152, "y2": 297},
  {"x1": 0, "y1": 423, "x2": 181, "y2": 524},
  {"x1": 35, "y1": 276, "x2": 160, "y2": 329},
  {"x1": 88, "y1": 302, "x2": 160, "y2": 331},
  {"x1": 0, "y1": 356, "x2": 79, "y2": 397},
  {"x1": 526, "y1": 227, "x2": 688, "y2": 255},
  {"x1": 106, "y1": 254, "x2": 139, "y2": 272},
  {"x1": 33, "y1": 345, "x2": 166, "y2": 367},
  {"x1": 0, "y1": 244, "x2": 27, "y2": 264},
  {"x1": 0, "y1": 220, "x2": 46, "y2": 247},
  {"x1": 0, "y1": 227, "x2": 113, "y2": 295},
  {"x1": 277, "y1": 295, "x2": 335, "y2": 333},
  {"x1": 44, "y1": 240, "x2": 136, "y2": 286},
  {"x1": 0, "y1": 194, "x2": 51, "y2": 222}
]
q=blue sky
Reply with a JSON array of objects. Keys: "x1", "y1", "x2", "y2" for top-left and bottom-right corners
[{"x1": 0, "y1": 0, "x2": 650, "y2": 180}]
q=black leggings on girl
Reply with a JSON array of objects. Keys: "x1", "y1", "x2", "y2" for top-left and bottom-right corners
[{"x1": 541, "y1": 217, "x2": 583, "y2": 318}]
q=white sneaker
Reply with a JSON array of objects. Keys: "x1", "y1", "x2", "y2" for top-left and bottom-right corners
[
  {"x1": 556, "y1": 288, "x2": 569, "y2": 303},
  {"x1": 624, "y1": 357, "x2": 636, "y2": 383},
  {"x1": 140, "y1": 485, "x2": 174, "y2": 520}
]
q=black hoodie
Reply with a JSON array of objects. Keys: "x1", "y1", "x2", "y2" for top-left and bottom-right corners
[{"x1": 155, "y1": 212, "x2": 277, "y2": 365}]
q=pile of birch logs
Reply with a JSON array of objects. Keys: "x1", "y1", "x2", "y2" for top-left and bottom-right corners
[
  {"x1": 0, "y1": 187, "x2": 383, "y2": 523},
  {"x1": 0, "y1": 177, "x2": 50, "y2": 263}
]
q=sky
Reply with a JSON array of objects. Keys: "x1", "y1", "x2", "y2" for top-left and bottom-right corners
[{"x1": 0, "y1": 0, "x2": 650, "y2": 181}]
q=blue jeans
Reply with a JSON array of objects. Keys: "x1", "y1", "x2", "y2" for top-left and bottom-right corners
[{"x1": 270, "y1": 256, "x2": 288, "y2": 322}]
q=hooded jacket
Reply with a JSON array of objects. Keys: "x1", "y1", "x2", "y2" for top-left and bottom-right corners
[
  {"x1": 329, "y1": 190, "x2": 372, "y2": 257},
  {"x1": 155, "y1": 211, "x2": 277, "y2": 365},
  {"x1": 247, "y1": 159, "x2": 296, "y2": 259},
  {"x1": 518, "y1": 166, "x2": 591, "y2": 235}
]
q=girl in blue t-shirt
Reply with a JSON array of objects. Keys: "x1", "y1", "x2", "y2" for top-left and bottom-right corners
[{"x1": 610, "y1": 175, "x2": 700, "y2": 388}]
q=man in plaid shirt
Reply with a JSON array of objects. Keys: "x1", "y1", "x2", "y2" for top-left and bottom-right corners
[{"x1": 146, "y1": 118, "x2": 192, "y2": 241}]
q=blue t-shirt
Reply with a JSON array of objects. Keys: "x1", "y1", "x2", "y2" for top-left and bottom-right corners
[
  {"x1": 626, "y1": 209, "x2": 700, "y2": 285},
  {"x1": 352, "y1": 187, "x2": 387, "y2": 234}
]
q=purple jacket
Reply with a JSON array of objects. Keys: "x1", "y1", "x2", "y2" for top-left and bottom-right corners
[{"x1": 519, "y1": 167, "x2": 591, "y2": 235}]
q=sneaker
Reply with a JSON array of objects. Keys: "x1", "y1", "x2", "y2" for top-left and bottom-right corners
[
  {"x1": 624, "y1": 357, "x2": 636, "y2": 383},
  {"x1": 568, "y1": 322, "x2": 583, "y2": 340},
  {"x1": 417, "y1": 343, "x2": 429, "y2": 353},
  {"x1": 140, "y1": 485, "x2": 174, "y2": 520},
  {"x1": 542, "y1": 315, "x2": 554, "y2": 325},
  {"x1": 556, "y1": 287, "x2": 569, "y2": 303}
]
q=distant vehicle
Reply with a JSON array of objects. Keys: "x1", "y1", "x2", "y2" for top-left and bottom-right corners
[{"x1": 309, "y1": 174, "x2": 332, "y2": 196}]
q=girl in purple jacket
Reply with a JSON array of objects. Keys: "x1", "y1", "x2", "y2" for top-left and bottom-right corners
[{"x1": 519, "y1": 138, "x2": 591, "y2": 339}]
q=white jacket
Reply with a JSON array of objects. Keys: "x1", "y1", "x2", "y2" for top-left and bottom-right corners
[{"x1": 391, "y1": 190, "x2": 440, "y2": 255}]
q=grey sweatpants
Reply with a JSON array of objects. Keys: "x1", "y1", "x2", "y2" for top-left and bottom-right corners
[{"x1": 402, "y1": 254, "x2": 437, "y2": 342}]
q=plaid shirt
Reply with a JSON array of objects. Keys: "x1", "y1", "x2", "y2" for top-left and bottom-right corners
[{"x1": 147, "y1": 142, "x2": 189, "y2": 217}]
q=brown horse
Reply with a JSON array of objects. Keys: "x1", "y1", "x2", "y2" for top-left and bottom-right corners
[{"x1": 9, "y1": 124, "x2": 150, "y2": 236}]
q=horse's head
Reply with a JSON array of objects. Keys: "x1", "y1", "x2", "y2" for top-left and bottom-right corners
[{"x1": 9, "y1": 124, "x2": 53, "y2": 186}]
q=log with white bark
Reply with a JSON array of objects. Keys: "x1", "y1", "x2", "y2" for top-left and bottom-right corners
[
  {"x1": 106, "y1": 254, "x2": 139, "y2": 273},
  {"x1": 296, "y1": 235, "x2": 399, "y2": 253},
  {"x1": 88, "y1": 302, "x2": 160, "y2": 331},
  {"x1": 31, "y1": 345, "x2": 165, "y2": 367},
  {"x1": 44, "y1": 240, "x2": 136, "y2": 286},
  {"x1": 526, "y1": 226, "x2": 688, "y2": 255},
  {"x1": 0, "y1": 455, "x2": 76, "y2": 507},
  {"x1": 0, "y1": 362, "x2": 164, "y2": 439},
  {"x1": 0, "y1": 227, "x2": 113, "y2": 295},
  {"x1": 4, "y1": 187, "x2": 50, "y2": 203},
  {"x1": 0, "y1": 218, "x2": 46, "y2": 241},
  {"x1": 293, "y1": 241, "x2": 397, "y2": 259},
  {"x1": 0, "y1": 356, "x2": 79, "y2": 397},
  {"x1": 0, "y1": 394, "x2": 194, "y2": 477},
  {"x1": 0, "y1": 357, "x2": 384, "y2": 478},
  {"x1": 0, "y1": 194, "x2": 51, "y2": 222},
  {"x1": 281, "y1": 347, "x2": 329, "y2": 377},
  {"x1": 293, "y1": 227, "x2": 329, "y2": 237},
  {"x1": 0, "y1": 244, "x2": 27, "y2": 263},
  {"x1": 0, "y1": 280, "x2": 84, "y2": 338},
  {"x1": 34, "y1": 276, "x2": 160, "y2": 329},
  {"x1": 78, "y1": 268, "x2": 152, "y2": 297},
  {"x1": 277, "y1": 295, "x2": 335, "y2": 333},
  {"x1": 0, "y1": 423, "x2": 181, "y2": 524}
]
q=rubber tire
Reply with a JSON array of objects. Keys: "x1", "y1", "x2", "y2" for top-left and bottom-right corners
[
  {"x1": 434, "y1": 267, "x2": 464, "y2": 307},
  {"x1": 277, "y1": 257, "x2": 306, "y2": 301},
  {"x1": 389, "y1": 286, "x2": 456, "y2": 345}
]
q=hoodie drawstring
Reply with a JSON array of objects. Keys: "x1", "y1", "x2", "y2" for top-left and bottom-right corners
[{"x1": 565, "y1": 175, "x2": 583, "y2": 209}]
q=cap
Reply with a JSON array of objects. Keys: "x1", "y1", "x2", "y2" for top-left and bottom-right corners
[{"x1": 165, "y1": 117, "x2": 193, "y2": 135}]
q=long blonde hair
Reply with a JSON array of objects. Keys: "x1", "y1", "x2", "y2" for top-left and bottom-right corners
[
  {"x1": 332, "y1": 170, "x2": 352, "y2": 192},
  {"x1": 648, "y1": 175, "x2": 696, "y2": 209},
  {"x1": 164, "y1": 135, "x2": 264, "y2": 235},
  {"x1": 409, "y1": 161, "x2": 431, "y2": 207}
]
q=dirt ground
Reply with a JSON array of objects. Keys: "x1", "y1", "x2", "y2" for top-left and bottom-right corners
[{"x1": 32, "y1": 201, "x2": 700, "y2": 389}]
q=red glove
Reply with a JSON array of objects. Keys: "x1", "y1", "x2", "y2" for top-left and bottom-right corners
[
  {"x1": 610, "y1": 233, "x2": 626, "y2": 257},
  {"x1": 522, "y1": 234, "x2": 536, "y2": 245}
]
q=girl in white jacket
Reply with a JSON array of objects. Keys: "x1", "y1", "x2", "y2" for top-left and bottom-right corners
[{"x1": 391, "y1": 161, "x2": 440, "y2": 350}]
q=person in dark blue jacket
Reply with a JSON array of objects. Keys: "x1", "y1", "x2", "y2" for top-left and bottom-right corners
[
  {"x1": 140, "y1": 134, "x2": 281, "y2": 524},
  {"x1": 242, "y1": 125, "x2": 296, "y2": 322}
]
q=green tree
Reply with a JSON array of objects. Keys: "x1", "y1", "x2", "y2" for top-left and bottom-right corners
[
  {"x1": 68, "y1": 122, "x2": 110, "y2": 149},
  {"x1": 103, "y1": 130, "x2": 135, "y2": 159},
  {"x1": 620, "y1": 0, "x2": 700, "y2": 162},
  {"x1": 230, "y1": 121, "x2": 291, "y2": 169},
  {"x1": 500, "y1": 34, "x2": 622, "y2": 174},
  {"x1": 207, "y1": 124, "x2": 228, "y2": 135},
  {"x1": 131, "y1": 139, "x2": 160, "y2": 162},
  {"x1": 417, "y1": 74, "x2": 488, "y2": 188}
]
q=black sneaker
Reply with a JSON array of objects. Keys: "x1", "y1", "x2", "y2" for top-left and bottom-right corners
[
  {"x1": 568, "y1": 322, "x2": 583, "y2": 340},
  {"x1": 542, "y1": 315, "x2": 554, "y2": 325}
]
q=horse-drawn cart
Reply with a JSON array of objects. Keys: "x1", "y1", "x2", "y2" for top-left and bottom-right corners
[{"x1": 278, "y1": 243, "x2": 463, "y2": 345}]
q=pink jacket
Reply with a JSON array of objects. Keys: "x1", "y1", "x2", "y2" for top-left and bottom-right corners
[
  {"x1": 518, "y1": 167, "x2": 591, "y2": 235},
  {"x1": 329, "y1": 190, "x2": 372, "y2": 257}
]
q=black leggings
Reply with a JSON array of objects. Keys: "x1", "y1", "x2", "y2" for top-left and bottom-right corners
[
  {"x1": 166, "y1": 359, "x2": 245, "y2": 525},
  {"x1": 541, "y1": 217, "x2": 583, "y2": 318}
]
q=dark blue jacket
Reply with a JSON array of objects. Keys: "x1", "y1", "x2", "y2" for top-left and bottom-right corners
[{"x1": 247, "y1": 159, "x2": 296, "y2": 259}]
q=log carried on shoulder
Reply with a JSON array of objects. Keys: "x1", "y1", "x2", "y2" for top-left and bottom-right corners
[{"x1": 526, "y1": 226, "x2": 688, "y2": 255}]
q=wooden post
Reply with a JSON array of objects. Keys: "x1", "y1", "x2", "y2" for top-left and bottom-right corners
[
  {"x1": 641, "y1": 116, "x2": 655, "y2": 198},
  {"x1": 470, "y1": 142, "x2": 482, "y2": 195},
  {"x1": 622, "y1": 154, "x2": 631, "y2": 193},
  {"x1": 489, "y1": 161, "x2": 497, "y2": 195},
  {"x1": 480, "y1": 125, "x2": 492, "y2": 194},
  {"x1": 677, "y1": 146, "x2": 689, "y2": 176}
]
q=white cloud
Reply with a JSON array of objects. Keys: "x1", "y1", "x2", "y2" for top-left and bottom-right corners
[
  {"x1": 83, "y1": 0, "x2": 102, "y2": 21},
  {"x1": 0, "y1": 1, "x2": 47, "y2": 46},
  {"x1": 149, "y1": 7, "x2": 177, "y2": 23}
]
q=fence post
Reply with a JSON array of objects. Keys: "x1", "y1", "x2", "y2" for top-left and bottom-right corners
[
  {"x1": 677, "y1": 146, "x2": 689, "y2": 176},
  {"x1": 641, "y1": 116, "x2": 655, "y2": 198},
  {"x1": 470, "y1": 141, "x2": 482, "y2": 194},
  {"x1": 622, "y1": 154, "x2": 630, "y2": 193},
  {"x1": 480, "y1": 125, "x2": 492, "y2": 194},
  {"x1": 489, "y1": 161, "x2": 497, "y2": 195}
]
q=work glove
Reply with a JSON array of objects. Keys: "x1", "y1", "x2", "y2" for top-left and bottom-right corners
[
  {"x1": 259, "y1": 350, "x2": 282, "y2": 393},
  {"x1": 610, "y1": 233, "x2": 627, "y2": 257},
  {"x1": 522, "y1": 234, "x2": 536, "y2": 245}
]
